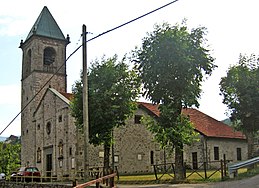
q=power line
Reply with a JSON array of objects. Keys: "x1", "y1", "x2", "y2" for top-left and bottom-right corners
[
  {"x1": 67, "y1": 0, "x2": 179, "y2": 61},
  {"x1": 0, "y1": 0, "x2": 180, "y2": 136}
]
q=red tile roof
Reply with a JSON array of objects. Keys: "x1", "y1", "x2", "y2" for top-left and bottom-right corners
[{"x1": 138, "y1": 102, "x2": 246, "y2": 140}]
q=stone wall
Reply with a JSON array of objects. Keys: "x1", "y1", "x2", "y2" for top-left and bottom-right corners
[
  {"x1": 112, "y1": 108, "x2": 173, "y2": 174},
  {"x1": 0, "y1": 182, "x2": 72, "y2": 188},
  {"x1": 183, "y1": 136, "x2": 248, "y2": 169}
]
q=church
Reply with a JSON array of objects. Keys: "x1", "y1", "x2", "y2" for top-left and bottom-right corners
[{"x1": 20, "y1": 6, "x2": 248, "y2": 179}]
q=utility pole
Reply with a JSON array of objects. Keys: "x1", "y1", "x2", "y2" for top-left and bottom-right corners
[{"x1": 82, "y1": 24, "x2": 89, "y2": 181}]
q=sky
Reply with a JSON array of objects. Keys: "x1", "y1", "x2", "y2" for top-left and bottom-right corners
[{"x1": 0, "y1": 0, "x2": 259, "y2": 137}]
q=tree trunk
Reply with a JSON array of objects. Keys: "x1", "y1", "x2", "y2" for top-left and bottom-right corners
[
  {"x1": 245, "y1": 130, "x2": 255, "y2": 159},
  {"x1": 174, "y1": 144, "x2": 185, "y2": 180},
  {"x1": 244, "y1": 130, "x2": 256, "y2": 171},
  {"x1": 103, "y1": 142, "x2": 111, "y2": 176}
]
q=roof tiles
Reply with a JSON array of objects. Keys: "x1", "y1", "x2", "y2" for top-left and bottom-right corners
[{"x1": 138, "y1": 102, "x2": 246, "y2": 140}]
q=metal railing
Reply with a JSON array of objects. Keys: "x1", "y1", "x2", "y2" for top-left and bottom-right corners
[
  {"x1": 74, "y1": 172, "x2": 116, "y2": 188},
  {"x1": 8, "y1": 167, "x2": 117, "y2": 186},
  {"x1": 228, "y1": 156, "x2": 259, "y2": 178}
]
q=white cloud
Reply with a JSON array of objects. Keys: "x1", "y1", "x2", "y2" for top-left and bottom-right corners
[
  {"x1": 0, "y1": 84, "x2": 21, "y2": 136},
  {"x1": 0, "y1": 84, "x2": 20, "y2": 105}
]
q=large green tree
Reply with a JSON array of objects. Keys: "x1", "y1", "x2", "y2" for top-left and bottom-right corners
[
  {"x1": 71, "y1": 55, "x2": 140, "y2": 173},
  {"x1": 134, "y1": 22, "x2": 216, "y2": 180},
  {"x1": 220, "y1": 54, "x2": 259, "y2": 159},
  {"x1": 0, "y1": 141, "x2": 21, "y2": 177}
]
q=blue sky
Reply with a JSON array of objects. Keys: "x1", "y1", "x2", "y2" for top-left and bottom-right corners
[{"x1": 1, "y1": 0, "x2": 259, "y2": 136}]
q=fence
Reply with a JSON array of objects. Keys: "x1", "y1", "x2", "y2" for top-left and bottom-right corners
[
  {"x1": 153, "y1": 158, "x2": 228, "y2": 181},
  {"x1": 8, "y1": 166, "x2": 116, "y2": 185},
  {"x1": 74, "y1": 172, "x2": 116, "y2": 188}
]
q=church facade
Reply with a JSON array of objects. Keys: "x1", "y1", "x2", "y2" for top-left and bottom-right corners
[{"x1": 20, "y1": 6, "x2": 248, "y2": 179}]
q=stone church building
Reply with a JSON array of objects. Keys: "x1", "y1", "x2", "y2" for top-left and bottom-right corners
[{"x1": 20, "y1": 6, "x2": 248, "y2": 179}]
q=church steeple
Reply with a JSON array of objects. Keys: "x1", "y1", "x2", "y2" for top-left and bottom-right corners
[
  {"x1": 20, "y1": 6, "x2": 68, "y2": 167},
  {"x1": 26, "y1": 6, "x2": 66, "y2": 41}
]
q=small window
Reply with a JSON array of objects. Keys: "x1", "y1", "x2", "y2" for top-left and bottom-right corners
[
  {"x1": 46, "y1": 122, "x2": 51, "y2": 134},
  {"x1": 58, "y1": 115, "x2": 62, "y2": 122},
  {"x1": 138, "y1": 154, "x2": 142, "y2": 161},
  {"x1": 71, "y1": 158, "x2": 75, "y2": 169},
  {"x1": 99, "y1": 151, "x2": 104, "y2": 158},
  {"x1": 37, "y1": 124, "x2": 40, "y2": 130},
  {"x1": 59, "y1": 160, "x2": 63, "y2": 168},
  {"x1": 134, "y1": 115, "x2": 142, "y2": 124},
  {"x1": 237, "y1": 148, "x2": 242, "y2": 161},
  {"x1": 114, "y1": 155, "x2": 119, "y2": 163},
  {"x1": 214, "y1": 147, "x2": 219, "y2": 160},
  {"x1": 69, "y1": 147, "x2": 72, "y2": 156}
]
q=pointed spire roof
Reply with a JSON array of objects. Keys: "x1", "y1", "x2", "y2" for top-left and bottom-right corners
[{"x1": 26, "y1": 6, "x2": 66, "y2": 41}]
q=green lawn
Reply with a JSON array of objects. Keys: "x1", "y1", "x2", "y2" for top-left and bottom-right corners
[{"x1": 116, "y1": 166, "x2": 259, "y2": 184}]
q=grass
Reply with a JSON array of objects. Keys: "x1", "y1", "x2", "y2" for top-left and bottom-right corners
[{"x1": 116, "y1": 164, "x2": 259, "y2": 185}]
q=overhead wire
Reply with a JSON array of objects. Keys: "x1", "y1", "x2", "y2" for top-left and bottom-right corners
[{"x1": 0, "y1": 0, "x2": 180, "y2": 135}]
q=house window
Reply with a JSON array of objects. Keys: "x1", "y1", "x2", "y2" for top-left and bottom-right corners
[
  {"x1": 99, "y1": 151, "x2": 104, "y2": 158},
  {"x1": 237, "y1": 148, "x2": 242, "y2": 161},
  {"x1": 114, "y1": 155, "x2": 119, "y2": 163},
  {"x1": 134, "y1": 115, "x2": 142, "y2": 124},
  {"x1": 150, "y1": 151, "x2": 154, "y2": 165},
  {"x1": 69, "y1": 147, "x2": 72, "y2": 156},
  {"x1": 46, "y1": 122, "x2": 51, "y2": 134},
  {"x1": 214, "y1": 147, "x2": 219, "y2": 160},
  {"x1": 58, "y1": 115, "x2": 62, "y2": 122}
]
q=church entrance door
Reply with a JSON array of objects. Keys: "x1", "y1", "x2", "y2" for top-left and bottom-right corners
[{"x1": 46, "y1": 154, "x2": 52, "y2": 177}]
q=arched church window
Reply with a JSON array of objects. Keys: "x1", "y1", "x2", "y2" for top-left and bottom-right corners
[
  {"x1": 37, "y1": 147, "x2": 41, "y2": 163},
  {"x1": 43, "y1": 47, "x2": 56, "y2": 65},
  {"x1": 46, "y1": 122, "x2": 51, "y2": 134},
  {"x1": 23, "y1": 49, "x2": 31, "y2": 77}
]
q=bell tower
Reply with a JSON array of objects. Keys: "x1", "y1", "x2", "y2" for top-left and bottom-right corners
[{"x1": 20, "y1": 6, "x2": 70, "y2": 166}]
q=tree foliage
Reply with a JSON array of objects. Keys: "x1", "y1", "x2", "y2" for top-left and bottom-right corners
[
  {"x1": 220, "y1": 54, "x2": 259, "y2": 132},
  {"x1": 134, "y1": 22, "x2": 216, "y2": 179},
  {"x1": 70, "y1": 55, "x2": 140, "y2": 169},
  {"x1": 136, "y1": 22, "x2": 215, "y2": 107},
  {"x1": 220, "y1": 54, "x2": 259, "y2": 158},
  {"x1": 0, "y1": 142, "x2": 21, "y2": 176}
]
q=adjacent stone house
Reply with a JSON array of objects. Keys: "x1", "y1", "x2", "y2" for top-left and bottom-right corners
[
  {"x1": 112, "y1": 102, "x2": 247, "y2": 174},
  {"x1": 20, "y1": 6, "x2": 248, "y2": 178}
]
